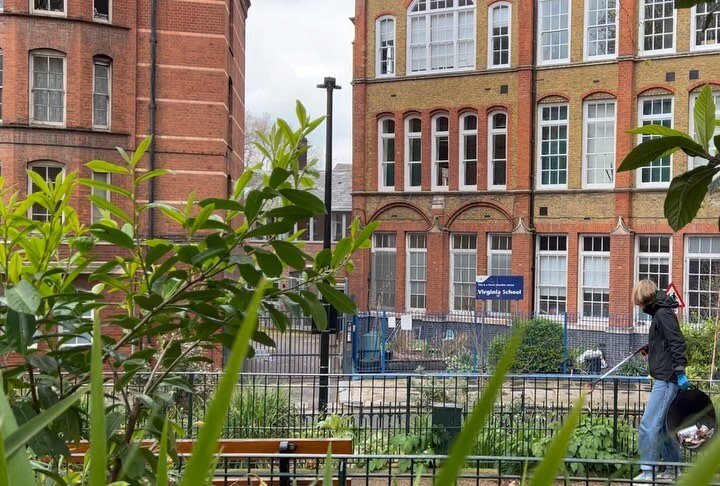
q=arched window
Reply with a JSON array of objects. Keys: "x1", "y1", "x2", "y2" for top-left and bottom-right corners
[
  {"x1": 405, "y1": 117, "x2": 422, "y2": 190},
  {"x1": 432, "y1": 115, "x2": 449, "y2": 190},
  {"x1": 488, "y1": 3, "x2": 511, "y2": 68},
  {"x1": 407, "y1": 0, "x2": 476, "y2": 74},
  {"x1": 378, "y1": 118, "x2": 396, "y2": 191},
  {"x1": 459, "y1": 113, "x2": 477, "y2": 189},
  {"x1": 488, "y1": 112, "x2": 507, "y2": 188},
  {"x1": 28, "y1": 161, "x2": 64, "y2": 221},
  {"x1": 30, "y1": 50, "x2": 66, "y2": 126},
  {"x1": 376, "y1": 16, "x2": 396, "y2": 77}
]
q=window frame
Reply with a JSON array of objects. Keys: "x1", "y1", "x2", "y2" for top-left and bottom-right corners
[
  {"x1": 371, "y1": 233, "x2": 397, "y2": 311},
  {"x1": 685, "y1": 235, "x2": 720, "y2": 321},
  {"x1": 638, "y1": 0, "x2": 676, "y2": 56},
  {"x1": 30, "y1": 51, "x2": 67, "y2": 127},
  {"x1": 59, "y1": 309, "x2": 93, "y2": 348},
  {"x1": 91, "y1": 171, "x2": 111, "y2": 224},
  {"x1": 405, "y1": 117, "x2": 423, "y2": 191},
  {"x1": 30, "y1": 0, "x2": 66, "y2": 16},
  {"x1": 487, "y1": 2, "x2": 512, "y2": 69},
  {"x1": 94, "y1": 0, "x2": 112, "y2": 23},
  {"x1": 431, "y1": 114, "x2": 450, "y2": 191},
  {"x1": 488, "y1": 110, "x2": 508, "y2": 190},
  {"x1": 406, "y1": 0, "x2": 477, "y2": 75},
  {"x1": 636, "y1": 96, "x2": 674, "y2": 188},
  {"x1": 691, "y1": 2, "x2": 720, "y2": 51},
  {"x1": 450, "y1": 233, "x2": 478, "y2": 313},
  {"x1": 635, "y1": 235, "x2": 672, "y2": 320},
  {"x1": 378, "y1": 117, "x2": 396, "y2": 192},
  {"x1": 535, "y1": 235, "x2": 568, "y2": 315},
  {"x1": 688, "y1": 90, "x2": 720, "y2": 169},
  {"x1": 537, "y1": 103, "x2": 569, "y2": 190},
  {"x1": 583, "y1": 0, "x2": 618, "y2": 60},
  {"x1": 92, "y1": 58, "x2": 112, "y2": 130},
  {"x1": 487, "y1": 233, "x2": 512, "y2": 314},
  {"x1": 406, "y1": 233, "x2": 428, "y2": 312},
  {"x1": 582, "y1": 99, "x2": 616, "y2": 189},
  {"x1": 537, "y1": 0, "x2": 571, "y2": 65},
  {"x1": 578, "y1": 235, "x2": 611, "y2": 319},
  {"x1": 376, "y1": 16, "x2": 397, "y2": 77},
  {"x1": 27, "y1": 161, "x2": 65, "y2": 222},
  {"x1": 459, "y1": 112, "x2": 478, "y2": 190}
]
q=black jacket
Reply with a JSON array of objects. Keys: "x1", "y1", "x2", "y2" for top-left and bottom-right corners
[{"x1": 643, "y1": 290, "x2": 688, "y2": 382}]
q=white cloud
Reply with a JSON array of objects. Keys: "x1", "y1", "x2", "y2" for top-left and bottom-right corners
[{"x1": 246, "y1": 0, "x2": 355, "y2": 166}]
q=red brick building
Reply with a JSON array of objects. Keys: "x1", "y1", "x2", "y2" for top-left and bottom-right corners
[
  {"x1": 0, "y1": 0, "x2": 248, "y2": 237},
  {"x1": 351, "y1": 0, "x2": 720, "y2": 321}
]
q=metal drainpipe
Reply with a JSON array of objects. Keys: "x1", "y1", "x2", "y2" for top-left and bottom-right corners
[
  {"x1": 148, "y1": 0, "x2": 158, "y2": 237},
  {"x1": 528, "y1": 0, "x2": 539, "y2": 312}
]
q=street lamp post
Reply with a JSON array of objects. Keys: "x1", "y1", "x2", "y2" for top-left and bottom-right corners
[{"x1": 317, "y1": 77, "x2": 341, "y2": 412}]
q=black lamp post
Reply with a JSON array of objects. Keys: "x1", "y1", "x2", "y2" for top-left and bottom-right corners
[{"x1": 316, "y1": 77, "x2": 341, "y2": 412}]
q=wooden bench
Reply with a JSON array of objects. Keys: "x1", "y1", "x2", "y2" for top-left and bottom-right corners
[{"x1": 68, "y1": 438, "x2": 353, "y2": 485}]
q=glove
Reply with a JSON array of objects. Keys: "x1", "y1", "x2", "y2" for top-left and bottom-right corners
[
  {"x1": 677, "y1": 374, "x2": 691, "y2": 391},
  {"x1": 639, "y1": 345, "x2": 649, "y2": 357}
]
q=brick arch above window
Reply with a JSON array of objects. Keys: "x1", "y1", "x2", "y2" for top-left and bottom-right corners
[
  {"x1": 637, "y1": 86, "x2": 675, "y2": 97},
  {"x1": 376, "y1": 111, "x2": 396, "y2": 121},
  {"x1": 689, "y1": 82, "x2": 720, "y2": 93},
  {"x1": 538, "y1": 94, "x2": 570, "y2": 104},
  {"x1": 446, "y1": 201, "x2": 513, "y2": 229},
  {"x1": 429, "y1": 109, "x2": 450, "y2": 118},
  {"x1": 458, "y1": 107, "x2": 478, "y2": 116},
  {"x1": 368, "y1": 201, "x2": 431, "y2": 226},
  {"x1": 403, "y1": 110, "x2": 422, "y2": 118},
  {"x1": 93, "y1": 54, "x2": 113, "y2": 62},
  {"x1": 29, "y1": 47, "x2": 67, "y2": 56},
  {"x1": 582, "y1": 90, "x2": 617, "y2": 101},
  {"x1": 486, "y1": 104, "x2": 509, "y2": 114}
]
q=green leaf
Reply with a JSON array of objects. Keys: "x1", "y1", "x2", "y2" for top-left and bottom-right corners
[
  {"x1": 88, "y1": 195, "x2": 133, "y2": 224},
  {"x1": 0, "y1": 425, "x2": 8, "y2": 486},
  {"x1": 198, "y1": 198, "x2": 244, "y2": 212},
  {"x1": 6, "y1": 281, "x2": 42, "y2": 315},
  {"x1": 145, "y1": 243, "x2": 174, "y2": 266},
  {"x1": 528, "y1": 396, "x2": 584, "y2": 485},
  {"x1": 145, "y1": 203, "x2": 186, "y2": 226},
  {"x1": 269, "y1": 167, "x2": 292, "y2": 188},
  {"x1": 664, "y1": 165, "x2": 719, "y2": 231},
  {"x1": 302, "y1": 291, "x2": 327, "y2": 330},
  {"x1": 156, "y1": 416, "x2": 170, "y2": 486},
  {"x1": 331, "y1": 238, "x2": 353, "y2": 267},
  {"x1": 323, "y1": 445, "x2": 333, "y2": 486},
  {"x1": 137, "y1": 169, "x2": 171, "y2": 184},
  {"x1": 433, "y1": 325, "x2": 525, "y2": 485},
  {"x1": 317, "y1": 282, "x2": 356, "y2": 315},
  {"x1": 353, "y1": 221, "x2": 380, "y2": 251},
  {"x1": 5, "y1": 311, "x2": 35, "y2": 354},
  {"x1": 279, "y1": 188, "x2": 326, "y2": 215},
  {"x1": 694, "y1": 85, "x2": 717, "y2": 150},
  {"x1": 0, "y1": 375, "x2": 34, "y2": 486},
  {"x1": 245, "y1": 220, "x2": 296, "y2": 239},
  {"x1": 89, "y1": 310, "x2": 107, "y2": 486},
  {"x1": 132, "y1": 136, "x2": 153, "y2": 167},
  {"x1": 627, "y1": 125, "x2": 694, "y2": 138},
  {"x1": 270, "y1": 241, "x2": 307, "y2": 271},
  {"x1": 255, "y1": 250, "x2": 283, "y2": 277},
  {"x1": 90, "y1": 225, "x2": 136, "y2": 250},
  {"x1": 86, "y1": 160, "x2": 130, "y2": 174},
  {"x1": 178, "y1": 282, "x2": 266, "y2": 486},
  {"x1": 314, "y1": 249, "x2": 332, "y2": 269},
  {"x1": 618, "y1": 136, "x2": 707, "y2": 172},
  {"x1": 79, "y1": 177, "x2": 132, "y2": 198}
]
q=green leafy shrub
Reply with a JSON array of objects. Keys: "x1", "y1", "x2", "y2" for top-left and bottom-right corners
[
  {"x1": 681, "y1": 320, "x2": 720, "y2": 379},
  {"x1": 616, "y1": 357, "x2": 649, "y2": 376},
  {"x1": 445, "y1": 353, "x2": 476, "y2": 373},
  {"x1": 225, "y1": 387, "x2": 298, "y2": 439},
  {"x1": 531, "y1": 416, "x2": 637, "y2": 477},
  {"x1": 488, "y1": 319, "x2": 564, "y2": 373}
]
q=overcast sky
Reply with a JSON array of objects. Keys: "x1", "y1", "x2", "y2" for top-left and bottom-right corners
[{"x1": 246, "y1": 0, "x2": 355, "y2": 166}]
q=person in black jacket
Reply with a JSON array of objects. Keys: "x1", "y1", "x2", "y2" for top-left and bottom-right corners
[{"x1": 632, "y1": 279, "x2": 690, "y2": 482}]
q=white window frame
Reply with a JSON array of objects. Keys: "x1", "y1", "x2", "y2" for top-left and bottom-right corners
[
  {"x1": 487, "y1": 234, "x2": 512, "y2": 314},
  {"x1": 30, "y1": 51, "x2": 67, "y2": 127},
  {"x1": 459, "y1": 112, "x2": 478, "y2": 190},
  {"x1": 488, "y1": 2, "x2": 511, "y2": 68},
  {"x1": 691, "y1": 2, "x2": 720, "y2": 51},
  {"x1": 537, "y1": 0, "x2": 571, "y2": 65},
  {"x1": 582, "y1": 100, "x2": 616, "y2": 189},
  {"x1": 27, "y1": 162, "x2": 65, "y2": 222},
  {"x1": 93, "y1": 59, "x2": 112, "y2": 130},
  {"x1": 537, "y1": 103, "x2": 569, "y2": 190},
  {"x1": 578, "y1": 235, "x2": 611, "y2": 319},
  {"x1": 639, "y1": 0, "x2": 676, "y2": 56},
  {"x1": 91, "y1": 171, "x2": 111, "y2": 224},
  {"x1": 431, "y1": 114, "x2": 450, "y2": 191},
  {"x1": 30, "y1": 0, "x2": 66, "y2": 16},
  {"x1": 331, "y1": 212, "x2": 350, "y2": 242},
  {"x1": 405, "y1": 117, "x2": 423, "y2": 191},
  {"x1": 378, "y1": 117, "x2": 396, "y2": 192},
  {"x1": 536, "y1": 235, "x2": 568, "y2": 315},
  {"x1": 583, "y1": 0, "x2": 618, "y2": 60},
  {"x1": 685, "y1": 235, "x2": 720, "y2": 320},
  {"x1": 635, "y1": 235, "x2": 672, "y2": 315},
  {"x1": 406, "y1": 0, "x2": 477, "y2": 75},
  {"x1": 450, "y1": 233, "x2": 477, "y2": 313},
  {"x1": 60, "y1": 310, "x2": 93, "y2": 348},
  {"x1": 376, "y1": 16, "x2": 396, "y2": 77},
  {"x1": 94, "y1": 0, "x2": 111, "y2": 23},
  {"x1": 688, "y1": 90, "x2": 720, "y2": 169},
  {"x1": 636, "y1": 96, "x2": 674, "y2": 188},
  {"x1": 406, "y1": 233, "x2": 427, "y2": 312},
  {"x1": 488, "y1": 111, "x2": 508, "y2": 190},
  {"x1": 371, "y1": 233, "x2": 397, "y2": 311}
]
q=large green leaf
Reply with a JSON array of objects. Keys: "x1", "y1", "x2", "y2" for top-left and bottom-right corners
[
  {"x1": 86, "y1": 160, "x2": 130, "y2": 175},
  {"x1": 90, "y1": 225, "x2": 136, "y2": 250},
  {"x1": 528, "y1": 396, "x2": 584, "y2": 485},
  {"x1": 694, "y1": 85, "x2": 717, "y2": 150},
  {"x1": 87, "y1": 195, "x2": 133, "y2": 224},
  {"x1": 156, "y1": 416, "x2": 170, "y2": 486},
  {"x1": 78, "y1": 177, "x2": 132, "y2": 198},
  {"x1": 270, "y1": 241, "x2": 307, "y2": 271},
  {"x1": 627, "y1": 125, "x2": 693, "y2": 139},
  {"x1": 0, "y1": 375, "x2": 35, "y2": 485},
  {"x1": 6, "y1": 280, "x2": 42, "y2": 315},
  {"x1": 178, "y1": 282, "x2": 266, "y2": 486},
  {"x1": 0, "y1": 425, "x2": 8, "y2": 486},
  {"x1": 618, "y1": 136, "x2": 706, "y2": 172},
  {"x1": 433, "y1": 326, "x2": 525, "y2": 485},
  {"x1": 664, "y1": 165, "x2": 719, "y2": 231},
  {"x1": 302, "y1": 291, "x2": 327, "y2": 330},
  {"x1": 89, "y1": 310, "x2": 107, "y2": 486},
  {"x1": 279, "y1": 188, "x2": 327, "y2": 215},
  {"x1": 5, "y1": 311, "x2": 36, "y2": 354},
  {"x1": 317, "y1": 283, "x2": 356, "y2": 315},
  {"x1": 254, "y1": 250, "x2": 283, "y2": 277}
]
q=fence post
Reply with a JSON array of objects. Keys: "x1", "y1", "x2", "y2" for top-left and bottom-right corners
[
  {"x1": 380, "y1": 312, "x2": 387, "y2": 373},
  {"x1": 613, "y1": 378, "x2": 619, "y2": 449},
  {"x1": 406, "y1": 376, "x2": 412, "y2": 434},
  {"x1": 352, "y1": 314, "x2": 358, "y2": 372},
  {"x1": 187, "y1": 372, "x2": 195, "y2": 437},
  {"x1": 562, "y1": 312, "x2": 568, "y2": 374}
]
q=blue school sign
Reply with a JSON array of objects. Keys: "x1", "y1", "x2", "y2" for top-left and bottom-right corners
[{"x1": 476, "y1": 275, "x2": 524, "y2": 300}]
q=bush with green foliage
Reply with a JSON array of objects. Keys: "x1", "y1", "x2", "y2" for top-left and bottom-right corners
[
  {"x1": 224, "y1": 387, "x2": 297, "y2": 439},
  {"x1": 681, "y1": 320, "x2": 720, "y2": 380},
  {"x1": 488, "y1": 319, "x2": 564, "y2": 373},
  {"x1": 445, "y1": 353, "x2": 476, "y2": 373}
]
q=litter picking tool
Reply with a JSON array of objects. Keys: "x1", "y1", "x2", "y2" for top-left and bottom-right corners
[{"x1": 587, "y1": 345, "x2": 646, "y2": 394}]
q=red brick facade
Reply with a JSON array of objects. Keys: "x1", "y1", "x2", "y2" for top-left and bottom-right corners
[{"x1": 351, "y1": 0, "x2": 720, "y2": 320}]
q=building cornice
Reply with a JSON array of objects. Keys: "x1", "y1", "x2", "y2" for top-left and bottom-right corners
[{"x1": 0, "y1": 11, "x2": 131, "y2": 31}]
